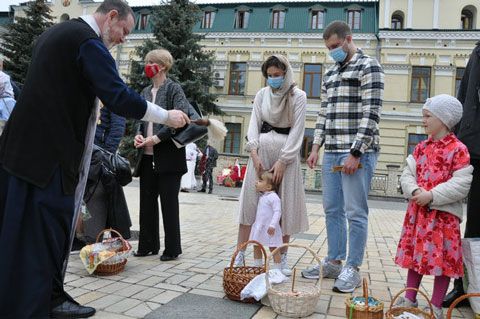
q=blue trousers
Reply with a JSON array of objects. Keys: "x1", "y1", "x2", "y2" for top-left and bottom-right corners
[
  {"x1": 0, "y1": 166, "x2": 74, "y2": 318},
  {"x1": 321, "y1": 152, "x2": 378, "y2": 268}
]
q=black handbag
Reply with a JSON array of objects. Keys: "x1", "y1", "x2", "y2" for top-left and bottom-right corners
[
  {"x1": 171, "y1": 102, "x2": 208, "y2": 148},
  {"x1": 92, "y1": 144, "x2": 132, "y2": 186}
]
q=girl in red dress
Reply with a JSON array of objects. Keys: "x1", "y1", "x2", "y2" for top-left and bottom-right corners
[{"x1": 395, "y1": 94, "x2": 473, "y2": 318}]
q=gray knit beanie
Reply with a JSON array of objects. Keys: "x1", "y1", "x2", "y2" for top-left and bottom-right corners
[{"x1": 422, "y1": 94, "x2": 463, "y2": 130}]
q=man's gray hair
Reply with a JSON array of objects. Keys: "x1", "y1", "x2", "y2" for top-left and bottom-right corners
[{"x1": 96, "y1": 0, "x2": 135, "y2": 20}]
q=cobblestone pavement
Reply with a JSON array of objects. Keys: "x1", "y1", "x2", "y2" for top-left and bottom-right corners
[{"x1": 65, "y1": 180, "x2": 474, "y2": 318}]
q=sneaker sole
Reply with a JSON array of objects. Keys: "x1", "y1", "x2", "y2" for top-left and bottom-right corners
[
  {"x1": 301, "y1": 272, "x2": 320, "y2": 279},
  {"x1": 332, "y1": 282, "x2": 361, "y2": 293}
]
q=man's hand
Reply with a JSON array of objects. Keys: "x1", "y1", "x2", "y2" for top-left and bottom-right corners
[
  {"x1": 165, "y1": 110, "x2": 189, "y2": 128},
  {"x1": 270, "y1": 160, "x2": 286, "y2": 185},
  {"x1": 134, "y1": 135, "x2": 144, "y2": 148},
  {"x1": 307, "y1": 144, "x2": 320, "y2": 169},
  {"x1": 267, "y1": 227, "x2": 275, "y2": 236},
  {"x1": 342, "y1": 154, "x2": 361, "y2": 175},
  {"x1": 412, "y1": 190, "x2": 433, "y2": 207}
]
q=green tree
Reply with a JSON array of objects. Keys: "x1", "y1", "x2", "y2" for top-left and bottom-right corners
[
  {"x1": 120, "y1": 0, "x2": 219, "y2": 163},
  {"x1": 0, "y1": 0, "x2": 54, "y2": 85}
]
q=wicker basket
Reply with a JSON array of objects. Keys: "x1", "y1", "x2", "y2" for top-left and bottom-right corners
[
  {"x1": 385, "y1": 288, "x2": 433, "y2": 319},
  {"x1": 223, "y1": 240, "x2": 267, "y2": 303},
  {"x1": 345, "y1": 278, "x2": 384, "y2": 319},
  {"x1": 93, "y1": 229, "x2": 132, "y2": 276},
  {"x1": 446, "y1": 293, "x2": 480, "y2": 319},
  {"x1": 266, "y1": 243, "x2": 322, "y2": 318}
]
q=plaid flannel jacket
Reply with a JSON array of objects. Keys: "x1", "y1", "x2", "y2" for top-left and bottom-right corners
[{"x1": 313, "y1": 49, "x2": 384, "y2": 154}]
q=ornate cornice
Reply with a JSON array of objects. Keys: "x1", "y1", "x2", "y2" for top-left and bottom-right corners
[
  {"x1": 228, "y1": 49, "x2": 250, "y2": 55},
  {"x1": 247, "y1": 61, "x2": 263, "y2": 67},
  {"x1": 301, "y1": 51, "x2": 325, "y2": 56},
  {"x1": 434, "y1": 65, "x2": 455, "y2": 71},
  {"x1": 202, "y1": 32, "x2": 377, "y2": 40},
  {"x1": 410, "y1": 52, "x2": 435, "y2": 57},
  {"x1": 213, "y1": 60, "x2": 228, "y2": 66},
  {"x1": 381, "y1": 64, "x2": 410, "y2": 70},
  {"x1": 379, "y1": 30, "x2": 480, "y2": 40},
  {"x1": 264, "y1": 50, "x2": 287, "y2": 56}
]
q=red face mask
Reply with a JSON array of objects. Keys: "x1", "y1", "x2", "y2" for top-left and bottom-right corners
[{"x1": 144, "y1": 64, "x2": 160, "y2": 78}]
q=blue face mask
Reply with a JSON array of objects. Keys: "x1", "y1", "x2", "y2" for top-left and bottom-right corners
[
  {"x1": 329, "y1": 46, "x2": 348, "y2": 63},
  {"x1": 267, "y1": 76, "x2": 285, "y2": 89}
]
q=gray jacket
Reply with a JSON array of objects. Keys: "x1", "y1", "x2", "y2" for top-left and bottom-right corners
[{"x1": 400, "y1": 155, "x2": 473, "y2": 221}]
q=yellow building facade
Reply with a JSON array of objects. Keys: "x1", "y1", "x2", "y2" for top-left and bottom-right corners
[{"x1": 5, "y1": 0, "x2": 480, "y2": 194}]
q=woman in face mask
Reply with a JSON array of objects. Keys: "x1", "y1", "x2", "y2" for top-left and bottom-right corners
[
  {"x1": 233, "y1": 55, "x2": 309, "y2": 276},
  {"x1": 132, "y1": 48, "x2": 190, "y2": 261}
]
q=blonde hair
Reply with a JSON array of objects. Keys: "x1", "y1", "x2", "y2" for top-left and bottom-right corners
[
  {"x1": 260, "y1": 171, "x2": 278, "y2": 192},
  {"x1": 145, "y1": 49, "x2": 173, "y2": 72}
]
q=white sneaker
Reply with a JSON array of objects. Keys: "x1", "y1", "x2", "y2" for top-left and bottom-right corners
[
  {"x1": 229, "y1": 250, "x2": 245, "y2": 267},
  {"x1": 424, "y1": 305, "x2": 444, "y2": 319},
  {"x1": 394, "y1": 296, "x2": 418, "y2": 308},
  {"x1": 280, "y1": 253, "x2": 292, "y2": 276}
]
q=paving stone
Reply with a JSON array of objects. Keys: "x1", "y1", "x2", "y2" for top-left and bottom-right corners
[
  {"x1": 90, "y1": 311, "x2": 136, "y2": 319},
  {"x1": 123, "y1": 302, "x2": 152, "y2": 318},
  {"x1": 150, "y1": 290, "x2": 184, "y2": 304},
  {"x1": 86, "y1": 294, "x2": 125, "y2": 309},
  {"x1": 153, "y1": 282, "x2": 190, "y2": 293},
  {"x1": 104, "y1": 298, "x2": 142, "y2": 313},
  {"x1": 62, "y1": 188, "x2": 474, "y2": 319}
]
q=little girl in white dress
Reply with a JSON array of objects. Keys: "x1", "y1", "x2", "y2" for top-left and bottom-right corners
[{"x1": 249, "y1": 172, "x2": 283, "y2": 270}]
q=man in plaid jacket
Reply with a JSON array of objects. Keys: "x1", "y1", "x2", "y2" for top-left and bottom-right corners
[{"x1": 301, "y1": 21, "x2": 384, "y2": 293}]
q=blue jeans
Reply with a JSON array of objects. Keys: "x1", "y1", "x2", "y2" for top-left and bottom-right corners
[{"x1": 321, "y1": 151, "x2": 378, "y2": 268}]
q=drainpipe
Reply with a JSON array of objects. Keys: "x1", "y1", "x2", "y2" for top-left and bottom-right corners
[{"x1": 374, "y1": 1, "x2": 382, "y2": 62}]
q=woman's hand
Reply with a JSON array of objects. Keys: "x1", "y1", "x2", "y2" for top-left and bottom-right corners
[
  {"x1": 270, "y1": 160, "x2": 286, "y2": 185},
  {"x1": 134, "y1": 135, "x2": 144, "y2": 148},
  {"x1": 251, "y1": 151, "x2": 263, "y2": 175},
  {"x1": 136, "y1": 136, "x2": 158, "y2": 149}
]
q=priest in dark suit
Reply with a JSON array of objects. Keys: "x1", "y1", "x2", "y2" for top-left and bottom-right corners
[{"x1": 0, "y1": 0, "x2": 188, "y2": 318}]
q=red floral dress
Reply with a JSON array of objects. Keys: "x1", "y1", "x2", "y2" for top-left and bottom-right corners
[{"x1": 395, "y1": 133, "x2": 470, "y2": 278}]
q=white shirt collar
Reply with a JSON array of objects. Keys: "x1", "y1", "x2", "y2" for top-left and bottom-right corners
[{"x1": 80, "y1": 15, "x2": 100, "y2": 37}]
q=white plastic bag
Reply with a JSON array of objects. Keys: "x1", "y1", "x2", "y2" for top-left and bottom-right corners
[
  {"x1": 462, "y1": 237, "x2": 480, "y2": 313},
  {"x1": 240, "y1": 269, "x2": 288, "y2": 301}
]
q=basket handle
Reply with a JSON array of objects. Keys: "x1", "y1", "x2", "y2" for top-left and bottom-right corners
[
  {"x1": 228, "y1": 240, "x2": 267, "y2": 273},
  {"x1": 95, "y1": 228, "x2": 124, "y2": 243},
  {"x1": 363, "y1": 278, "x2": 369, "y2": 313},
  {"x1": 265, "y1": 243, "x2": 322, "y2": 291},
  {"x1": 446, "y1": 293, "x2": 480, "y2": 319},
  {"x1": 389, "y1": 287, "x2": 433, "y2": 317}
]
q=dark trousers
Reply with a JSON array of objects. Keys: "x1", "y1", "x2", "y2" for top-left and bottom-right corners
[
  {"x1": 453, "y1": 159, "x2": 480, "y2": 288},
  {"x1": 465, "y1": 159, "x2": 480, "y2": 238},
  {"x1": 202, "y1": 167, "x2": 214, "y2": 191},
  {"x1": 138, "y1": 155, "x2": 182, "y2": 256},
  {"x1": 0, "y1": 166, "x2": 74, "y2": 318}
]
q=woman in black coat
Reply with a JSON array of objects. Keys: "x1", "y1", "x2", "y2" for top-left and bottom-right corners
[{"x1": 133, "y1": 48, "x2": 189, "y2": 261}]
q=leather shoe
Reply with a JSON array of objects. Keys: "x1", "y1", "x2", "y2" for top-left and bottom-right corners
[
  {"x1": 50, "y1": 300, "x2": 96, "y2": 318},
  {"x1": 197, "y1": 189, "x2": 206, "y2": 193},
  {"x1": 208, "y1": 190, "x2": 212, "y2": 194},
  {"x1": 160, "y1": 254, "x2": 178, "y2": 261},
  {"x1": 442, "y1": 278, "x2": 469, "y2": 308},
  {"x1": 134, "y1": 250, "x2": 159, "y2": 257}
]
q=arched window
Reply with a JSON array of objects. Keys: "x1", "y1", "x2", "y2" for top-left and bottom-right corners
[
  {"x1": 60, "y1": 13, "x2": 70, "y2": 22},
  {"x1": 391, "y1": 11, "x2": 404, "y2": 29},
  {"x1": 461, "y1": 6, "x2": 476, "y2": 30}
]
